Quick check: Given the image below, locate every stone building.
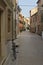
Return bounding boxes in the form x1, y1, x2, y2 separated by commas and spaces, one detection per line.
30, 7, 38, 33
19, 14, 25, 32
16, 5, 21, 37
0, 0, 16, 65
37, 0, 43, 35
13, 0, 21, 39
25, 18, 30, 30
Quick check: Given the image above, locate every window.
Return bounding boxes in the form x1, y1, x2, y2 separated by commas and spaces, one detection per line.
8, 10, 11, 32
41, 5, 43, 7
41, 11, 43, 22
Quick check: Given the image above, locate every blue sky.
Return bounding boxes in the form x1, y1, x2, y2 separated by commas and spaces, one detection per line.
18, 0, 38, 17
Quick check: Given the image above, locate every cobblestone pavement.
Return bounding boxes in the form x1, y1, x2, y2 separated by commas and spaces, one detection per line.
5, 31, 43, 65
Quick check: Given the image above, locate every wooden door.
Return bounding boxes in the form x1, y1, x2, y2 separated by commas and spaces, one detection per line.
0, 12, 1, 56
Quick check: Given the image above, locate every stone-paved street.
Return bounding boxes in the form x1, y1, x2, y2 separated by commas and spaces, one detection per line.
5, 31, 43, 65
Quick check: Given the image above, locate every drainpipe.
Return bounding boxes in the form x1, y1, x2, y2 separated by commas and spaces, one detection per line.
15, 0, 16, 39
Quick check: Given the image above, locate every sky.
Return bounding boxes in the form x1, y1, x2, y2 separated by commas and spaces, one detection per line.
18, 0, 38, 17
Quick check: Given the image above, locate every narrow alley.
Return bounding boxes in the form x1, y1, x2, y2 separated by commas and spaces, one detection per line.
9, 31, 43, 65
0, 0, 43, 65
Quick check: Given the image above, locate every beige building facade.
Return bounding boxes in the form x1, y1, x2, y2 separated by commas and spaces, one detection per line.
0, 0, 16, 65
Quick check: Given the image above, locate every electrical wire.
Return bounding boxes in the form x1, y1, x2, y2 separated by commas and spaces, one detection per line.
18, 5, 37, 7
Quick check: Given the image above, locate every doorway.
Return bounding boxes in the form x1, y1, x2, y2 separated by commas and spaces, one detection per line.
0, 12, 1, 57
